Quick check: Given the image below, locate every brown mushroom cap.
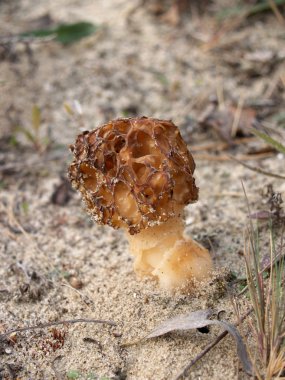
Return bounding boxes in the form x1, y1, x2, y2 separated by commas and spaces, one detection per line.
68, 117, 198, 234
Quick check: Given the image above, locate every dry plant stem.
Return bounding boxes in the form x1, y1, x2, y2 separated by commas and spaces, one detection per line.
231, 96, 245, 138
127, 216, 212, 290
190, 137, 257, 152
244, 227, 285, 379
173, 308, 253, 380
230, 156, 285, 180
195, 152, 274, 161
238, 250, 285, 297
0, 318, 116, 341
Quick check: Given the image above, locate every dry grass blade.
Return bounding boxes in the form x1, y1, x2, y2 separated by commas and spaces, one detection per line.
238, 249, 285, 297
230, 155, 285, 180
190, 137, 257, 153
195, 152, 275, 162
231, 97, 245, 138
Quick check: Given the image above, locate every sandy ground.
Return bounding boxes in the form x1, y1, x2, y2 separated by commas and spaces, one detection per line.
0, 1, 285, 379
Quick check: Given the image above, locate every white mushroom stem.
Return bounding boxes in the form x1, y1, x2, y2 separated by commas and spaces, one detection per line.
126, 217, 212, 291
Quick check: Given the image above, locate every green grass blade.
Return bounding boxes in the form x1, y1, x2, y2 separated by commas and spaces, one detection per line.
15, 126, 37, 145
251, 128, 285, 155
20, 21, 97, 45
248, 0, 285, 16
55, 22, 97, 45
21, 29, 56, 39
217, 0, 285, 20
32, 105, 41, 133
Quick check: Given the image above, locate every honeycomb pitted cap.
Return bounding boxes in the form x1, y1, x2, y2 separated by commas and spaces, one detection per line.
68, 117, 198, 234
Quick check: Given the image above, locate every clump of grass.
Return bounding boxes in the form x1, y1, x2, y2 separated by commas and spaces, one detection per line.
244, 221, 285, 379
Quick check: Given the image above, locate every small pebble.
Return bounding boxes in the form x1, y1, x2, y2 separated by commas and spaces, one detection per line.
5, 347, 12, 354
69, 276, 83, 289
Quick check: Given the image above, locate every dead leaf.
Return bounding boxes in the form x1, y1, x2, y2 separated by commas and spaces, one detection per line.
144, 309, 253, 376
145, 310, 213, 338
199, 102, 258, 144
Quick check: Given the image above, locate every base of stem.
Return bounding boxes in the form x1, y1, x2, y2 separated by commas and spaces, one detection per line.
127, 217, 212, 291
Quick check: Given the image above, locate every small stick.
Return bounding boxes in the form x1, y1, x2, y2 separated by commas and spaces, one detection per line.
173, 331, 228, 380
172, 308, 253, 380
0, 318, 116, 341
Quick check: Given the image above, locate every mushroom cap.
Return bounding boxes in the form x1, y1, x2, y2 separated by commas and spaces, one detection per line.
68, 117, 198, 234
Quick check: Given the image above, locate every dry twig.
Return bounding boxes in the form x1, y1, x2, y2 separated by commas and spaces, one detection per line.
0, 318, 116, 342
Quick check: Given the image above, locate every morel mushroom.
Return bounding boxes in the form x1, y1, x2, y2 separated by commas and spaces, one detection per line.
68, 117, 212, 291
